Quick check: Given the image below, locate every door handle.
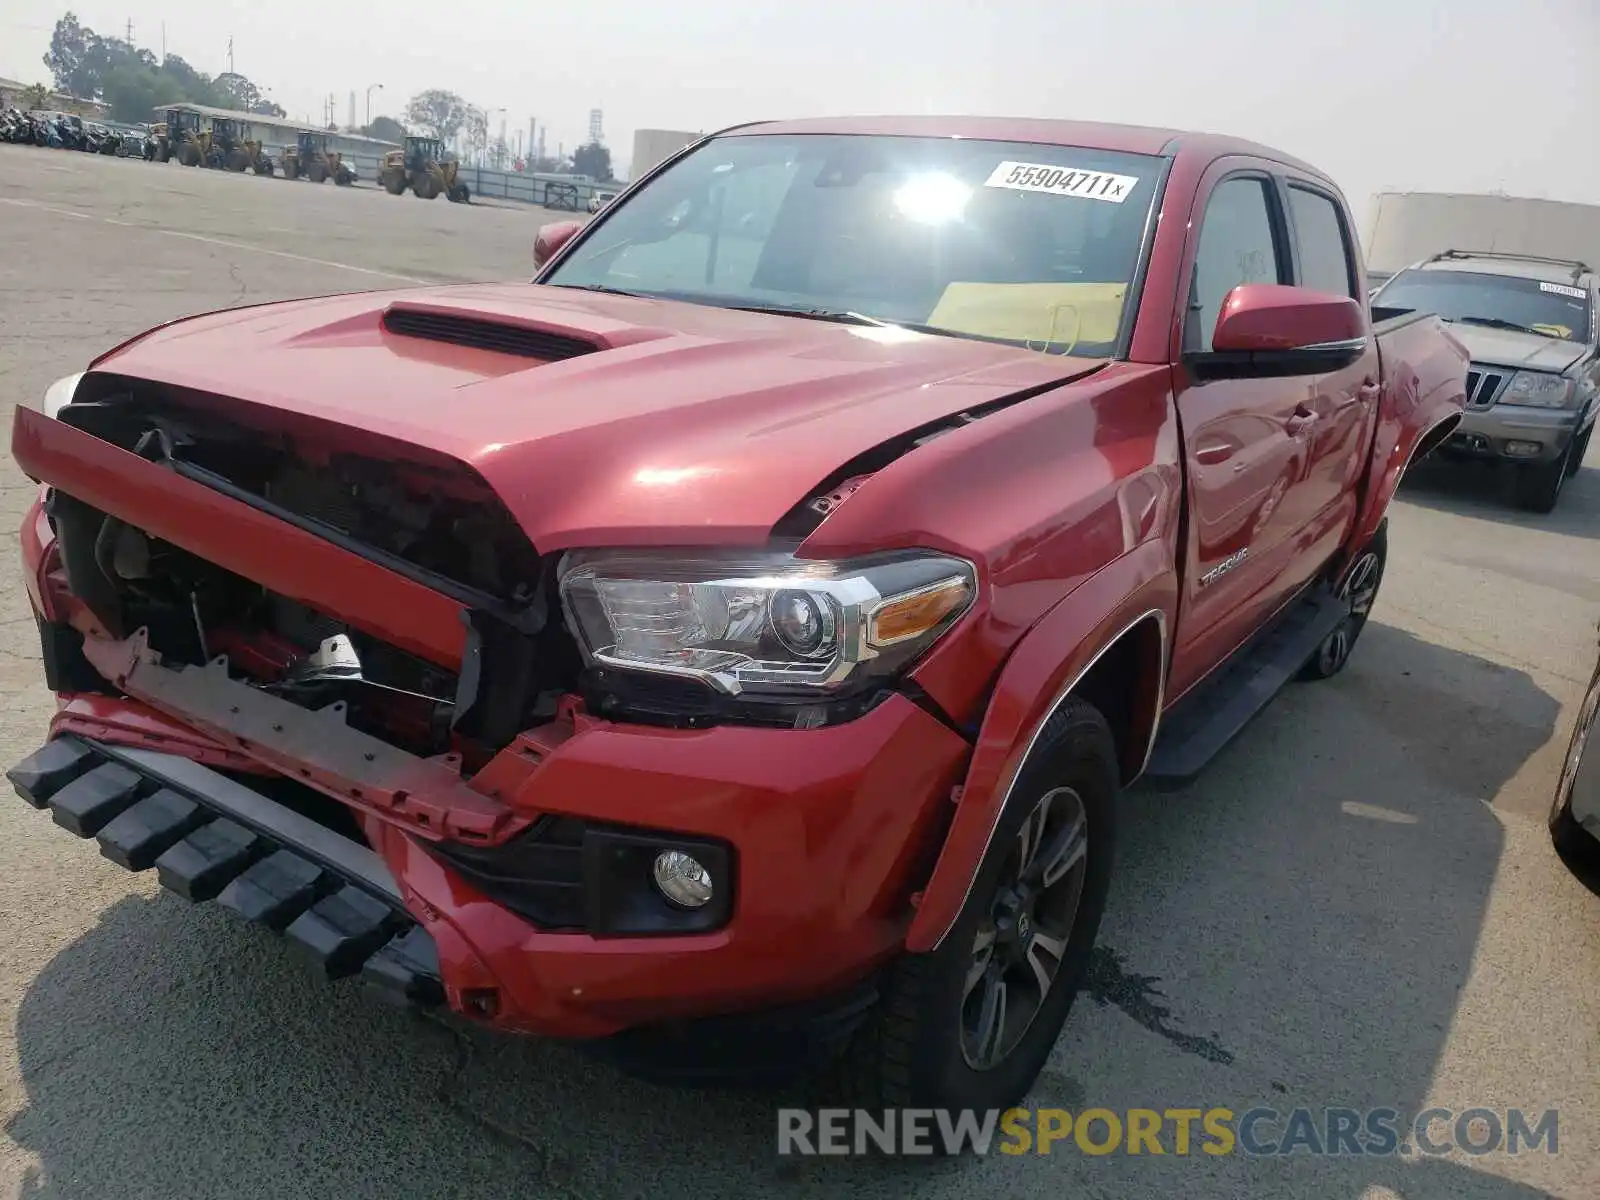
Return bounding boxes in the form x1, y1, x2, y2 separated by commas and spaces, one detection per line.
1195, 443, 1235, 465
1287, 403, 1318, 433
1358, 382, 1381, 403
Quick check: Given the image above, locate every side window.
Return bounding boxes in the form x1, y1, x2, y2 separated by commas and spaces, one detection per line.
1288, 186, 1355, 298
1190, 177, 1284, 351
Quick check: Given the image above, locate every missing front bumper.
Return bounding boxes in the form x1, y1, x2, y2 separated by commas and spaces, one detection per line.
7, 734, 443, 1008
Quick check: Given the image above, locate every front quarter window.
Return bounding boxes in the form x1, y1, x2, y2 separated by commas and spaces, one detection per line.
545, 133, 1164, 357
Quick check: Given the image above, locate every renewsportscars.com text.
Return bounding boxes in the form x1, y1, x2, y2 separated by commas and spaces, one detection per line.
777, 1106, 1560, 1157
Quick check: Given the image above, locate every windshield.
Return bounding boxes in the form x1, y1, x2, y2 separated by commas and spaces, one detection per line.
544, 133, 1164, 356
1377, 268, 1592, 343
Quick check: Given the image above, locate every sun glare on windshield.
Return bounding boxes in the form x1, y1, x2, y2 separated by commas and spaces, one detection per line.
892, 172, 973, 225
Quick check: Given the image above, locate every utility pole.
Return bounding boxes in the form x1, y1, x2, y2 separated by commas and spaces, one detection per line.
125, 18, 133, 43
160, 22, 166, 63
227, 37, 234, 75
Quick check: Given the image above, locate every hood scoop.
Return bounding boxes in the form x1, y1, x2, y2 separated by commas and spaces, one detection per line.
381, 305, 600, 362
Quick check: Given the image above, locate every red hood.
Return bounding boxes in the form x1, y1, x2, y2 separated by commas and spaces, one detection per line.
91, 284, 1104, 548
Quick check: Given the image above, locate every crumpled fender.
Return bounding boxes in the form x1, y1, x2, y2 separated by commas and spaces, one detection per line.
904, 538, 1176, 953
1344, 322, 1467, 560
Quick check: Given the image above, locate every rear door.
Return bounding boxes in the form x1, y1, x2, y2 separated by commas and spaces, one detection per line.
1272, 178, 1380, 593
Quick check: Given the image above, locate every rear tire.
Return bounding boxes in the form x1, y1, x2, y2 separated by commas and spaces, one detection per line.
1300, 520, 1387, 681
383, 171, 407, 195
307, 162, 327, 184
836, 698, 1116, 1115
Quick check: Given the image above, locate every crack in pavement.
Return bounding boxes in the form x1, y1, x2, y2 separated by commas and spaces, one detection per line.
415, 1011, 594, 1200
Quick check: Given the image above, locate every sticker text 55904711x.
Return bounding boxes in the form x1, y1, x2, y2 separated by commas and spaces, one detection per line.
983, 162, 1140, 204
1538, 281, 1586, 300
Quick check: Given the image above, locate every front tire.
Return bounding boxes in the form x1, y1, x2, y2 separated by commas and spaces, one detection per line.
1565, 425, 1592, 479
1300, 520, 1387, 681
1516, 444, 1572, 512
839, 698, 1116, 1113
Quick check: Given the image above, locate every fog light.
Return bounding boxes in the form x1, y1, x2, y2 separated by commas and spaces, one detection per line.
652, 850, 714, 908
1504, 440, 1543, 457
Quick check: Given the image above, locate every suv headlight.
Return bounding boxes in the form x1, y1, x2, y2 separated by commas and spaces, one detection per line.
559, 549, 976, 697
1503, 371, 1576, 409
19, 373, 84, 420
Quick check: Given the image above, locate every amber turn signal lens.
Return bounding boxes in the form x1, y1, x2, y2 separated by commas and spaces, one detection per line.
868, 577, 972, 647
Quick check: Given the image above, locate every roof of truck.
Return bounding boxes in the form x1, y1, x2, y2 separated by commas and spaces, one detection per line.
718, 115, 1326, 177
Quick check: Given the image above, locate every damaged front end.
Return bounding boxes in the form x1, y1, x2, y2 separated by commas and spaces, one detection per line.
27, 373, 583, 778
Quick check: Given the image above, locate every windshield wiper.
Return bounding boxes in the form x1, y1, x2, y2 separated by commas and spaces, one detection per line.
553, 282, 661, 300
1449, 315, 1548, 337
723, 303, 898, 327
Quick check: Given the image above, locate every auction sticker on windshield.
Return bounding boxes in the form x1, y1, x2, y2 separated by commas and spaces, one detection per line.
1539, 282, 1586, 300
984, 162, 1139, 203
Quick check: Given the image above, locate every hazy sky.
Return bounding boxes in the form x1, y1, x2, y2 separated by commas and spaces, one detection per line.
3, 0, 1597, 211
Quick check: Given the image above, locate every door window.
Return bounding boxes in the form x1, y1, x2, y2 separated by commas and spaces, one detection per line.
1288, 186, 1356, 298
1189, 177, 1285, 351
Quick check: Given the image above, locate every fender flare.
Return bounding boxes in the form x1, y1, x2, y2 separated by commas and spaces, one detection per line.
904, 541, 1176, 953
1344, 406, 1461, 565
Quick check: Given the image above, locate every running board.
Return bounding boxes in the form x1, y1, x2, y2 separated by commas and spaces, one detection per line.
1143, 589, 1348, 787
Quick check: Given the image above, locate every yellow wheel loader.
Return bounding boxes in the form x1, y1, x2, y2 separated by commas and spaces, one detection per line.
379, 136, 471, 203
206, 117, 274, 175
282, 131, 355, 185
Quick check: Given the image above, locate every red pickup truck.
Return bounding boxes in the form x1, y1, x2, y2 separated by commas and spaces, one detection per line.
9, 117, 1465, 1111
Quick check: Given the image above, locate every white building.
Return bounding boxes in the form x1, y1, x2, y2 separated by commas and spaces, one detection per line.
630, 129, 700, 181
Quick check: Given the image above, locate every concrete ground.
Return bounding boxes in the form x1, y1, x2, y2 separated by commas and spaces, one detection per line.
1, 144, 1597, 1200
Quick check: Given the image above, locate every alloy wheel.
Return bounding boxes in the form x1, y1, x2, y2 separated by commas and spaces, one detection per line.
1318, 547, 1382, 674
960, 786, 1089, 1070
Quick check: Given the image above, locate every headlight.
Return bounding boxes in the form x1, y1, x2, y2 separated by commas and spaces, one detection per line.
559, 549, 976, 697
1502, 371, 1576, 409
19, 373, 84, 420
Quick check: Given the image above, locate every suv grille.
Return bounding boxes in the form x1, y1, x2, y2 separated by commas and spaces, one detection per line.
1465, 367, 1508, 410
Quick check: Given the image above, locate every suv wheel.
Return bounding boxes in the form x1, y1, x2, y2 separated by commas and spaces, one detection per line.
1565, 425, 1592, 479
1300, 520, 1387, 681
1515, 443, 1572, 512
839, 697, 1116, 1114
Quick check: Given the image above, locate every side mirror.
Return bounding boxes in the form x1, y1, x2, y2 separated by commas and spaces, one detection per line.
1192, 284, 1367, 380
533, 221, 583, 272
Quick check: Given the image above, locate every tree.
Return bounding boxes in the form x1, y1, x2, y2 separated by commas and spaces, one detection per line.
43, 12, 97, 97
363, 115, 406, 143
23, 84, 50, 110
462, 106, 488, 162
571, 142, 612, 182
210, 71, 284, 117
102, 63, 185, 122
405, 89, 466, 144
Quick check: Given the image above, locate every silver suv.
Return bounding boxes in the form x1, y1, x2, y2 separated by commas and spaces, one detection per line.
1372, 250, 1598, 512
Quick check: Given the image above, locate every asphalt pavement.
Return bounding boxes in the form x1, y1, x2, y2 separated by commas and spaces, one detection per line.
0, 144, 1597, 1200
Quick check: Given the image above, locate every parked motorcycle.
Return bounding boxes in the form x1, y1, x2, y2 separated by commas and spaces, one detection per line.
0, 108, 28, 144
